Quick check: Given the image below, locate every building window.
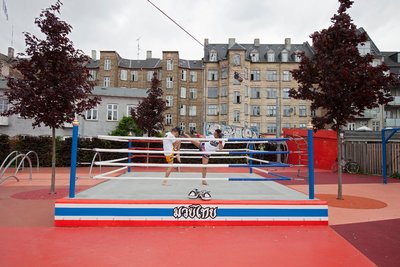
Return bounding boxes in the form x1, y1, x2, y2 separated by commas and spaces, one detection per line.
250, 70, 261, 81
180, 104, 186, 116
209, 50, 217, 61
251, 88, 261, 99
190, 71, 197, 82
244, 103, 248, 116
299, 105, 307, 117
181, 69, 187, 81
267, 105, 276, 117
103, 77, 110, 87
180, 87, 186, 98
126, 105, 135, 116
267, 70, 277, 81
347, 122, 355, 131
294, 51, 302, 62
372, 121, 380, 131
267, 51, 275, 62
208, 87, 218, 98
283, 105, 292, 117
251, 106, 260, 116
266, 88, 277, 99
267, 124, 277, 134
166, 77, 173, 88
282, 123, 291, 129
250, 50, 259, 62
244, 86, 249, 98
299, 123, 307, 129
167, 59, 173, 71
282, 71, 291, 81
234, 91, 241, 104
166, 95, 173, 107
250, 123, 260, 132
120, 70, 128, 81
208, 70, 218, 81
131, 71, 138, 81
208, 105, 218, 115
107, 104, 118, 121
220, 86, 228, 97
88, 70, 96, 81
233, 54, 241, 66
85, 107, 98, 120
165, 114, 172, 125
0, 99, 9, 113
221, 68, 228, 79
282, 88, 290, 99
220, 103, 228, 115
234, 110, 240, 122
147, 71, 153, 81
179, 122, 186, 132
189, 88, 197, 99
189, 123, 196, 132
104, 59, 111, 70
189, 106, 197, 116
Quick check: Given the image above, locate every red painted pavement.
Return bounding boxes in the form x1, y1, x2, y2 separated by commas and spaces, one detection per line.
0, 226, 374, 267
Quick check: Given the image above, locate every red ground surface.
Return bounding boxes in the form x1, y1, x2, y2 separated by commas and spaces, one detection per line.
0, 166, 399, 266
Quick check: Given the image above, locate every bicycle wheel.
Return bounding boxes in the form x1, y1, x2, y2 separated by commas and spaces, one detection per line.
346, 162, 360, 174
331, 162, 338, 173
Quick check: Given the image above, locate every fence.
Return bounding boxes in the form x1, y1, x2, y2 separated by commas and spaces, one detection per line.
344, 142, 400, 176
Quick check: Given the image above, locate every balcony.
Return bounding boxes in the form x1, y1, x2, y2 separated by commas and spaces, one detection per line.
0, 116, 9, 126
355, 110, 378, 119
387, 96, 400, 106
385, 118, 400, 127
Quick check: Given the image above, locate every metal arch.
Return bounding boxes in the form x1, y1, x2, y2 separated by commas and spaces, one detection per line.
23, 151, 40, 171
0, 151, 20, 175
0, 175, 20, 184
14, 154, 33, 180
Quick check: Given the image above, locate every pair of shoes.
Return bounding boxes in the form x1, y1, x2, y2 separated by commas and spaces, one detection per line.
187, 189, 212, 201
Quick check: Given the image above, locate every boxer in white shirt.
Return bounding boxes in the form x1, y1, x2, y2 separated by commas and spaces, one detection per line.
162, 127, 182, 185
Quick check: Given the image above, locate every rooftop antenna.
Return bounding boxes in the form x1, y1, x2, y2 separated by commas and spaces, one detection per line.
136, 36, 142, 59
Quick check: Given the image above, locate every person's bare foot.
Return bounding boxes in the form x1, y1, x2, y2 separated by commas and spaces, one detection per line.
202, 180, 208, 186
176, 153, 181, 163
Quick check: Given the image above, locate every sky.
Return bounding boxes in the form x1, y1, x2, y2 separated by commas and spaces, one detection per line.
1, 0, 399, 60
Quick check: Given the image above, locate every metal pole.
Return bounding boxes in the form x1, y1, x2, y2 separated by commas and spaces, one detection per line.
128, 132, 132, 173
69, 118, 79, 198
307, 122, 315, 199
382, 129, 387, 184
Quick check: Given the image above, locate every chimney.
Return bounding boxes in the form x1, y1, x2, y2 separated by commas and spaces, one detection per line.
146, 50, 152, 59
8, 47, 14, 58
284, 38, 291, 50
254, 38, 260, 47
91, 50, 96, 60
204, 38, 209, 46
228, 38, 236, 48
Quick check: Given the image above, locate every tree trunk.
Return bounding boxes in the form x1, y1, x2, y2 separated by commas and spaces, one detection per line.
50, 127, 56, 194
337, 130, 343, 200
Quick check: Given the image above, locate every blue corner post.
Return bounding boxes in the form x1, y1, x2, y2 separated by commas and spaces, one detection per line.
249, 142, 253, 174
69, 119, 79, 198
381, 129, 387, 184
307, 124, 315, 200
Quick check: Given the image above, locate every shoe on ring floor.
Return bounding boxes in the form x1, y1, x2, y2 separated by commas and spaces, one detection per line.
199, 190, 212, 201
188, 188, 200, 199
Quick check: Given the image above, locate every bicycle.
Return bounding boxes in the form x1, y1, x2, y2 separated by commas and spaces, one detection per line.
331, 158, 360, 174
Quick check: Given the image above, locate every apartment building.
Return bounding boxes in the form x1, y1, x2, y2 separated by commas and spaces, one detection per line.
87, 50, 204, 133
382, 51, 400, 128
203, 38, 314, 136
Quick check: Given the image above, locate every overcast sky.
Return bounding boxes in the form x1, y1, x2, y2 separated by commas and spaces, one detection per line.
1, 0, 399, 60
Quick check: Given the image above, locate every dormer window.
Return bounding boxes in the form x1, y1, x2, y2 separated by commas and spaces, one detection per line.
250, 50, 259, 62
281, 49, 289, 62
209, 49, 218, 61
267, 50, 275, 62
294, 50, 302, 62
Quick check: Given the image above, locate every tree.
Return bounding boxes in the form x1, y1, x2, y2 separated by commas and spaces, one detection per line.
1, 0, 100, 194
289, 0, 399, 199
110, 116, 142, 136
131, 72, 168, 136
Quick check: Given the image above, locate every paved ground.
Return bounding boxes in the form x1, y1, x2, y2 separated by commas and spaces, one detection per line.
0, 166, 399, 266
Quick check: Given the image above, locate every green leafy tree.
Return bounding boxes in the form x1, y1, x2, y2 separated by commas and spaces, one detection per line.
1, 1, 100, 194
289, 0, 399, 199
131, 72, 168, 136
110, 116, 142, 136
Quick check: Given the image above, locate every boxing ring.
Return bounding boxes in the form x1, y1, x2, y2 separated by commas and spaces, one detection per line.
54, 120, 327, 227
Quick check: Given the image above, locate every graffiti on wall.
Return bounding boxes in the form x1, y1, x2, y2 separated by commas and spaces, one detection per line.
204, 123, 258, 139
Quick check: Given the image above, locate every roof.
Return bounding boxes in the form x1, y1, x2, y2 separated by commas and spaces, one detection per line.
358, 27, 382, 56
204, 41, 314, 62
382, 52, 400, 74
